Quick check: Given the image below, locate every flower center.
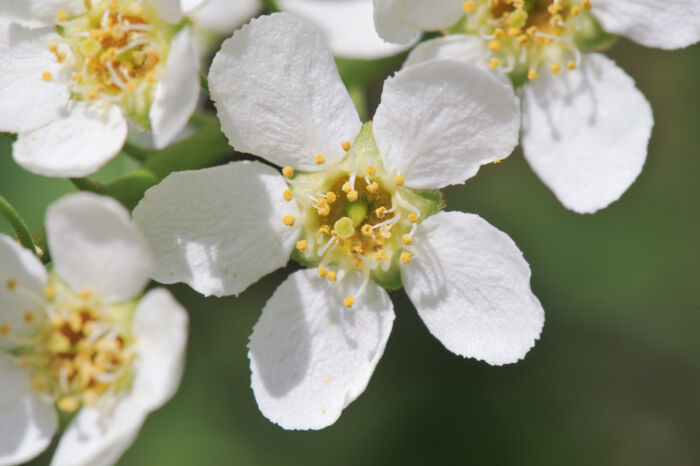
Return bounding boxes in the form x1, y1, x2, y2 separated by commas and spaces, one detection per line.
459, 0, 607, 84
48, 0, 173, 126
280, 123, 442, 306
2, 275, 136, 413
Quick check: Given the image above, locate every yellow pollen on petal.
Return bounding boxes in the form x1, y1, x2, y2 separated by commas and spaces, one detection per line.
326, 192, 337, 203
343, 296, 354, 308
0, 324, 11, 336
282, 215, 295, 226
296, 240, 307, 252
314, 153, 325, 165
283, 190, 293, 201
49, 44, 58, 53
408, 213, 419, 223
549, 62, 562, 74
463, 1, 475, 12
567, 60, 577, 70
42, 72, 53, 81
528, 69, 539, 80
367, 166, 376, 176
489, 58, 501, 69
346, 190, 358, 202
394, 175, 405, 186
23, 311, 35, 323
79, 290, 92, 300
6, 279, 17, 290
55, 51, 67, 63
400, 252, 412, 264
402, 234, 413, 245
342, 141, 351, 151
327, 271, 337, 282
56, 10, 69, 21
318, 267, 327, 278
282, 166, 294, 178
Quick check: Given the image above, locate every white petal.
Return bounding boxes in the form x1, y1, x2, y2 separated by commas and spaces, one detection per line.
129, 288, 188, 411
46, 192, 153, 303
373, 0, 464, 44
521, 53, 653, 214
0, 354, 57, 466
0, 20, 70, 134
133, 161, 300, 297
403, 34, 489, 69
0, 234, 47, 350
249, 268, 395, 430
593, 0, 700, 50
401, 211, 544, 366
179, 0, 208, 14
148, 0, 184, 24
150, 27, 199, 149
51, 394, 147, 466
190, 0, 260, 34
373, 60, 520, 189
278, 0, 413, 59
0, 0, 83, 28
13, 102, 127, 178
209, 13, 361, 171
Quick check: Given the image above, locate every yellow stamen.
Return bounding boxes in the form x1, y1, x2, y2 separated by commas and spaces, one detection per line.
402, 234, 413, 245
343, 296, 354, 308
282, 166, 294, 178
408, 213, 419, 223
366, 182, 379, 194
489, 58, 501, 69
282, 215, 295, 226
361, 224, 372, 236
326, 192, 337, 203
58, 397, 80, 412
463, 1, 475, 12
0, 324, 11, 336
341, 182, 352, 193
528, 69, 539, 80
42, 72, 53, 81
341, 141, 351, 151
6, 279, 17, 290
367, 166, 376, 176
394, 175, 405, 186
489, 40, 501, 51
327, 271, 337, 282
23, 311, 35, 323
347, 190, 358, 202
549, 62, 562, 74
296, 240, 307, 252
375, 206, 387, 218
56, 10, 69, 21
400, 252, 412, 264
44, 286, 56, 300
283, 190, 293, 201
567, 60, 577, 70
314, 153, 325, 165
318, 267, 327, 278
319, 225, 331, 235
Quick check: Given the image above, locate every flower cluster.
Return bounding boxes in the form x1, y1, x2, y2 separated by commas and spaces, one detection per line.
0, 0, 695, 462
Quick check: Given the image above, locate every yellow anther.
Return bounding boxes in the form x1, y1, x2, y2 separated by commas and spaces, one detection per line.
327, 271, 337, 282
343, 296, 354, 308
493, 159, 502, 165
317, 198, 328, 209
318, 206, 330, 216
342, 141, 351, 151
493, 28, 505, 38
567, 60, 577, 70
374, 250, 389, 261
488, 40, 501, 52
130, 3, 143, 14
394, 175, 405, 186
23, 311, 35, 323
5, 279, 17, 290
489, 58, 501, 69
549, 63, 562, 74
400, 252, 412, 264
341, 182, 352, 193
367, 166, 377, 176
0, 324, 11, 336
570, 5, 582, 15
528, 69, 539, 80
402, 234, 413, 245
282, 166, 294, 178
408, 213, 419, 223
283, 190, 293, 201
31, 373, 48, 392
507, 27, 520, 36
296, 240, 307, 252
282, 215, 295, 226
547, 4, 561, 15
42, 72, 53, 81
48, 44, 58, 53
347, 190, 358, 202
318, 267, 328, 278
127, 80, 139, 91
526, 26, 537, 37
314, 153, 325, 165
56, 10, 69, 21
582, 0, 592, 11
366, 182, 379, 194
375, 206, 387, 219
146, 72, 157, 84
44, 286, 56, 300
361, 224, 372, 236
352, 244, 363, 254
58, 397, 80, 412
79, 290, 92, 300
326, 192, 337, 203
55, 51, 67, 63
463, 1, 475, 12
87, 88, 101, 100
517, 34, 529, 45
549, 14, 563, 26
319, 225, 331, 235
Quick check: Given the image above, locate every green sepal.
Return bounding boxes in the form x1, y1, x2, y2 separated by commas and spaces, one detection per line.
574, 13, 618, 53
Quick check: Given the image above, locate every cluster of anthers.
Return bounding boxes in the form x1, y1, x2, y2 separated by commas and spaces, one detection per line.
461, 0, 593, 80
1, 277, 134, 413
45, 0, 169, 117
280, 141, 425, 308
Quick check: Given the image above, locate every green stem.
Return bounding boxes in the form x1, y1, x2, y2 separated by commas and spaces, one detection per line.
70, 177, 105, 194
0, 195, 36, 253
123, 142, 149, 162
199, 71, 209, 96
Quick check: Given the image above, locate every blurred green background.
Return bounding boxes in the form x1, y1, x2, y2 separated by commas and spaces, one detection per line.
3, 31, 699, 466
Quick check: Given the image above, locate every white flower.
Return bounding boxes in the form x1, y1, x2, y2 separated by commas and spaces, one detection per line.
133, 13, 544, 430
0, 192, 188, 466
278, 0, 414, 59
375, 0, 700, 213
0, 0, 205, 178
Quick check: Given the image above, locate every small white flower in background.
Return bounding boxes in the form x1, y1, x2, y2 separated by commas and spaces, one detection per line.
375, 0, 699, 214
0, 0, 205, 178
133, 13, 544, 430
278, 0, 414, 59
0, 192, 188, 466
